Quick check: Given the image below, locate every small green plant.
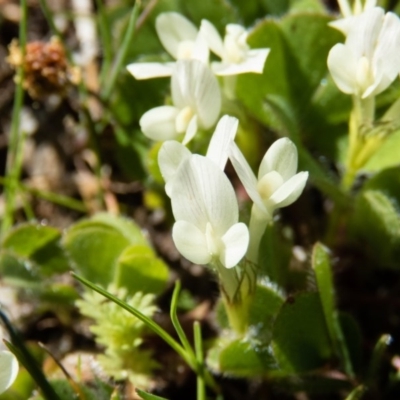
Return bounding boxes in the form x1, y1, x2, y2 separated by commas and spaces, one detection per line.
76, 286, 158, 387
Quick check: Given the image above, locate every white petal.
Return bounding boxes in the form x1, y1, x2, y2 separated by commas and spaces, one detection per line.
228, 141, 267, 214
182, 114, 198, 145
140, 106, 180, 141
156, 13, 198, 59
191, 62, 221, 129
213, 49, 270, 76
268, 171, 308, 209
368, 12, 400, 94
346, 7, 383, 59
258, 138, 298, 181
199, 19, 224, 58
170, 155, 238, 235
220, 222, 249, 268
192, 34, 210, 64
171, 60, 221, 130
328, 17, 355, 35
158, 141, 191, 196
126, 62, 175, 80
337, 0, 352, 18
0, 351, 18, 394
206, 115, 238, 170
327, 43, 358, 95
172, 221, 211, 265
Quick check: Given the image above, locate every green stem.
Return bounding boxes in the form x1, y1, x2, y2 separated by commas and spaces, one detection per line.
170, 281, 197, 360
0, 176, 87, 212
247, 204, 270, 265
194, 321, 205, 400
342, 95, 375, 191
2, 0, 28, 234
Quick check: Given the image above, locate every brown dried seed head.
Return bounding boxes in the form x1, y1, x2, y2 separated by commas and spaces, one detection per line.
7, 37, 80, 99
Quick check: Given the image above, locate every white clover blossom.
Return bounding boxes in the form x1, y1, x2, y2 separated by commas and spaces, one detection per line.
229, 137, 308, 219
169, 154, 249, 269
127, 12, 208, 80
199, 20, 270, 76
140, 60, 221, 144
158, 115, 238, 196
328, 7, 400, 99
229, 137, 308, 264
0, 329, 19, 395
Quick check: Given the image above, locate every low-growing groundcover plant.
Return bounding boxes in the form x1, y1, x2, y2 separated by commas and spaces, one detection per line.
2, 0, 400, 399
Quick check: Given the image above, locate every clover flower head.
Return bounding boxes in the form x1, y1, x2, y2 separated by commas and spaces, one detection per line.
229, 137, 308, 219
169, 155, 249, 269
328, 7, 400, 99
199, 20, 270, 76
127, 12, 208, 80
139, 59, 221, 144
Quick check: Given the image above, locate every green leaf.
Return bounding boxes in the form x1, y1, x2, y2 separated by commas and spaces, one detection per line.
258, 221, 292, 285
1, 223, 69, 276
90, 212, 147, 245
364, 131, 400, 172
63, 214, 147, 287
115, 245, 169, 295
136, 389, 169, 400
0, 253, 41, 286
2, 223, 60, 256
312, 243, 354, 377
219, 338, 277, 376
248, 281, 285, 341
272, 292, 333, 372
312, 243, 336, 343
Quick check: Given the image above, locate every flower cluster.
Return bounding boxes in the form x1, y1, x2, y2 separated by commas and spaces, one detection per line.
127, 12, 270, 144
127, 12, 269, 80
127, 12, 308, 332
328, 5, 400, 99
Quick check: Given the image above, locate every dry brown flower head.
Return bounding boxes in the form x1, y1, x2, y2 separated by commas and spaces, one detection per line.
7, 37, 80, 99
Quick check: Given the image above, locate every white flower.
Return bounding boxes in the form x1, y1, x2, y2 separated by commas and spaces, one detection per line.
229, 137, 308, 219
0, 329, 18, 395
127, 12, 208, 80
328, 7, 400, 99
140, 60, 221, 144
170, 155, 249, 269
158, 115, 238, 196
199, 20, 270, 76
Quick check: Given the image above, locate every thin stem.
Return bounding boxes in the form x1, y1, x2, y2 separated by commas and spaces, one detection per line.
0, 176, 87, 213
170, 281, 197, 360
194, 322, 206, 400
2, 0, 28, 234
101, 1, 140, 101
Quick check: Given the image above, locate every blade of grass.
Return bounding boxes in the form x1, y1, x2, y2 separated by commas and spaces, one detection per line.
2, 0, 28, 234
95, 0, 113, 83
101, 1, 140, 101
170, 281, 196, 359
